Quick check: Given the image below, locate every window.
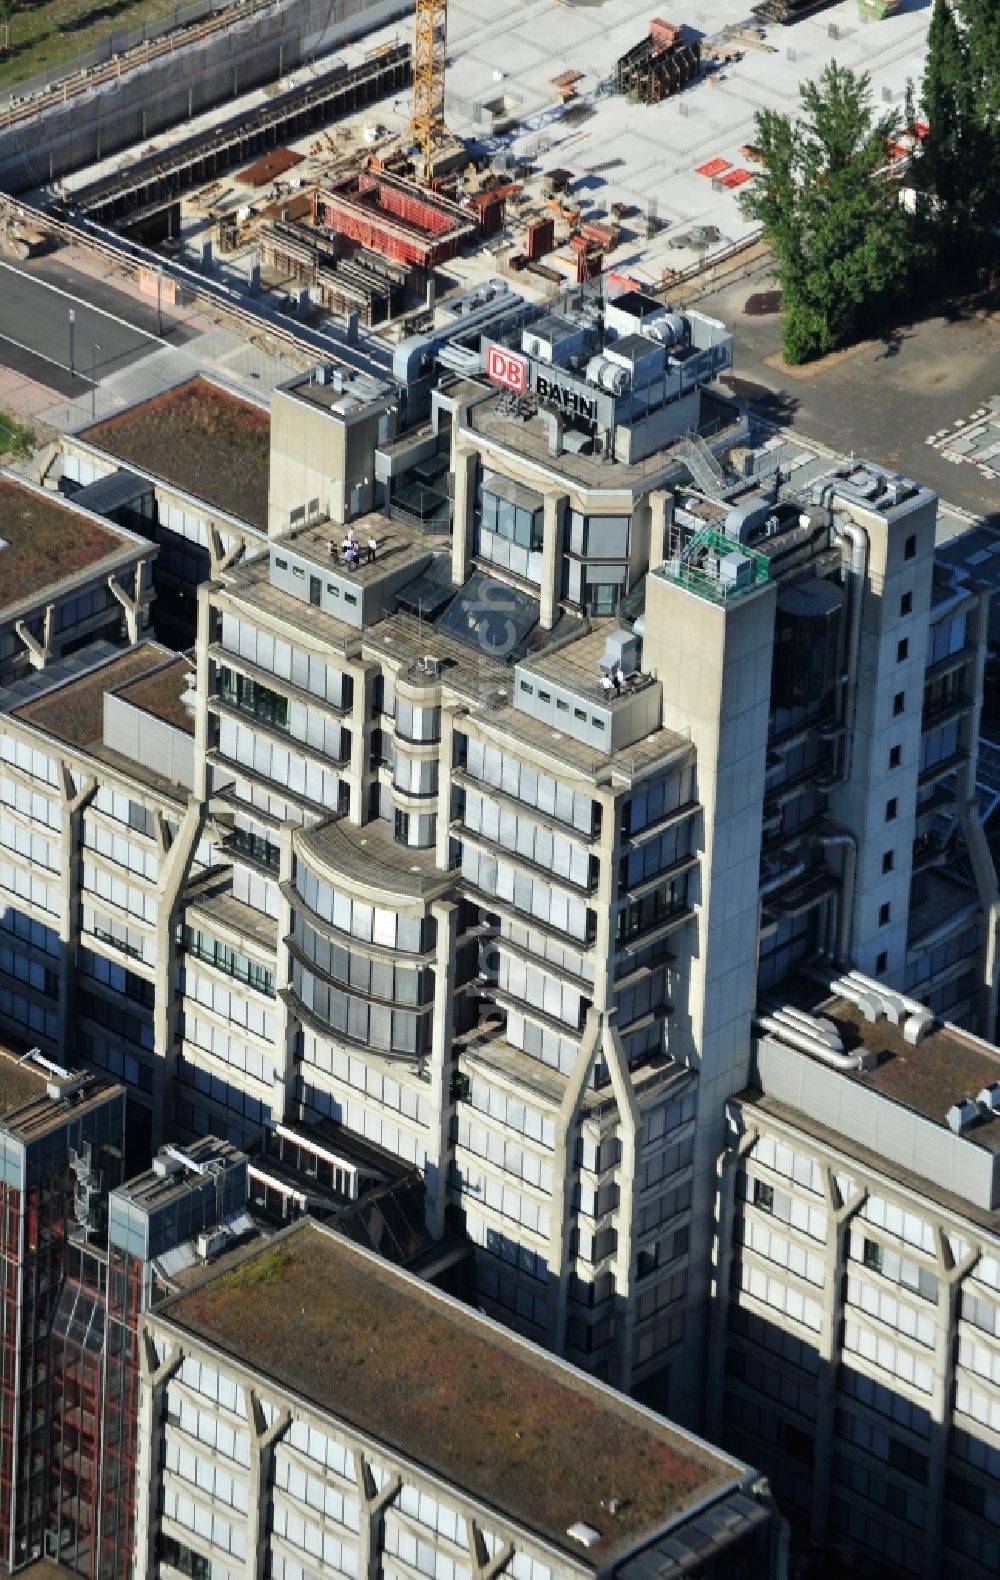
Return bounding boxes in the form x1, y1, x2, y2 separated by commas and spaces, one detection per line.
897, 638, 909, 662
863, 1237, 885, 1274
893, 691, 905, 717
889, 745, 901, 770
876, 951, 888, 974
292, 565, 305, 579
882, 850, 894, 875
879, 902, 891, 927
900, 591, 913, 616
904, 534, 917, 561
520, 680, 532, 694
344, 592, 357, 606
539, 690, 551, 704
886, 798, 898, 822
276, 557, 288, 570
637, 1244, 660, 1279
753, 1178, 775, 1214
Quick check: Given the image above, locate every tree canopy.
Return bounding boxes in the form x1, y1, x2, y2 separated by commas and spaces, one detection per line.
744, 62, 909, 364
920, 0, 1000, 255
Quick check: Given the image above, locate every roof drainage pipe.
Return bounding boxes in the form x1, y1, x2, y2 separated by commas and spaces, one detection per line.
759, 859, 808, 898
817, 830, 858, 965
755, 1014, 866, 1071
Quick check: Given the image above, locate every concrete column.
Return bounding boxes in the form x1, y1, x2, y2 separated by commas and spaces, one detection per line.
539, 491, 567, 631
108, 560, 148, 643
923, 1227, 980, 1580
349, 663, 376, 827
193, 588, 214, 804
134, 1330, 183, 1580
602, 1013, 641, 1394
354, 1454, 401, 1580
435, 706, 458, 870
272, 824, 299, 1125
56, 764, 94, 1065
15, 603, 53, 669
152, 796, 204, 1149
425, 900, 458, 1237
545, 1011, 600, 1357
451, 445, 478, 587
469, 1521, 513, 1580
705, 1124, 758, 1440
245, 1390, 291, 1580
810, 1168, 867, 1544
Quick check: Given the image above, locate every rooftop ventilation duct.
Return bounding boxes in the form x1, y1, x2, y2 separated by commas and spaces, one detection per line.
976, 1083, 1000, 1116
946, 1099, 978, 1134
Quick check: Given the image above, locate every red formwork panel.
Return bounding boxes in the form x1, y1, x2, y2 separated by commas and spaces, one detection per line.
696, 157, 731, 178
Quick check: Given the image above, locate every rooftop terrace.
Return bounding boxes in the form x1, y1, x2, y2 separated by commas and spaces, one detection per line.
826, 997, 1000, 1154
82, 377, 270, 531
166, 1222, 735, 1561
0, 475, 136, 616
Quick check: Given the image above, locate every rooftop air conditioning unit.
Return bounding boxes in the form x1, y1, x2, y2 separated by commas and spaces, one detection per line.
197, 1230, 227, 1261
423, 655, 442, 676
977, 1083, 1000, 1116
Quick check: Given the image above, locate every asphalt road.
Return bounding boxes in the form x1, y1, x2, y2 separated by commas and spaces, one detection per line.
693, 266, 1000, 526
0, 255, 191, 399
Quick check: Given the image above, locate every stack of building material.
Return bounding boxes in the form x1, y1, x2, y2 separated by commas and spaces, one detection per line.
615, 20, 701, 104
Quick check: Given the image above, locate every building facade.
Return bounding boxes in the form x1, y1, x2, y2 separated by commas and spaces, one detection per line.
138, 1219, 786, 1580
712, 971, 1000, 1579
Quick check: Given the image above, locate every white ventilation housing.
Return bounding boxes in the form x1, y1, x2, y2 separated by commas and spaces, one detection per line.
946, 1099, 978, 1134
566, 1523, 602, 1549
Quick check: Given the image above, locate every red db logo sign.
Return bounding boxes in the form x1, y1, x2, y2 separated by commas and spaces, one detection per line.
487, 344, 527, 393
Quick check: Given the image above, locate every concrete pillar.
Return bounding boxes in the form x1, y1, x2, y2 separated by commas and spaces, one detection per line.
107, 559, 148, 643
348, 664, 375, 827
469, 1521, 513, 1580
134, 1331, 183, 1580
273, 825, 299, 1125
923, 1227, 980, 1580
451, 445, 478, 587
810, 1169, 867, 1544
152, 796, 204, 1149
56, 764, 94, 1066
601, 1014, 641, 1393
425, 900, 458, 1237
245, 1390, 290, 1580
545, 1011, 600, 1357
15, 602, 53, 670
354, 1455, 401, 1580
539, 491, 567, 631
643, 564, 777, 1425
705, 1124, 758, 1440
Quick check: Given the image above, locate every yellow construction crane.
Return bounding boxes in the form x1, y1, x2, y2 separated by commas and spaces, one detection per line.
411, 0, 448, 176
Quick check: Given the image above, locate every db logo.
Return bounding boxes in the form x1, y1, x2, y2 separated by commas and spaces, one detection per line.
486, 344, 527, 393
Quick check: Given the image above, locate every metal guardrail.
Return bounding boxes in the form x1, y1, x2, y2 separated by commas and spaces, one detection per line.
0, 189, 393, 374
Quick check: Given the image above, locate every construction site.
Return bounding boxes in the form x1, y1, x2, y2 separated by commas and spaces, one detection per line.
0, 0, 939, 351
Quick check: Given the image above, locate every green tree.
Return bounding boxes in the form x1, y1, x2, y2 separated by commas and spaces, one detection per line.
0, 1, 12, 55
744, 62, 909, 364
921, 0, 972, 218
961, 0, 1000, 226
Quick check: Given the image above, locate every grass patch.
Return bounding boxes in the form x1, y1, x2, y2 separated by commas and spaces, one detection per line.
222, 1247, 295, 1290
0, 409, 33, 460
0, 0, 180, 95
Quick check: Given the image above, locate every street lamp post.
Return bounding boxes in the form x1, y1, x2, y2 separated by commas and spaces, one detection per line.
91, 342, 101, 419
68, 308, 75, 379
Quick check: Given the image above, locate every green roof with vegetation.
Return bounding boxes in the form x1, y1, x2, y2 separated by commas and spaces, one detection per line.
84, 377, 270, 530
167, 1223, 733, 1562
14, 644, 166, 747
0, 476, 131, 613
